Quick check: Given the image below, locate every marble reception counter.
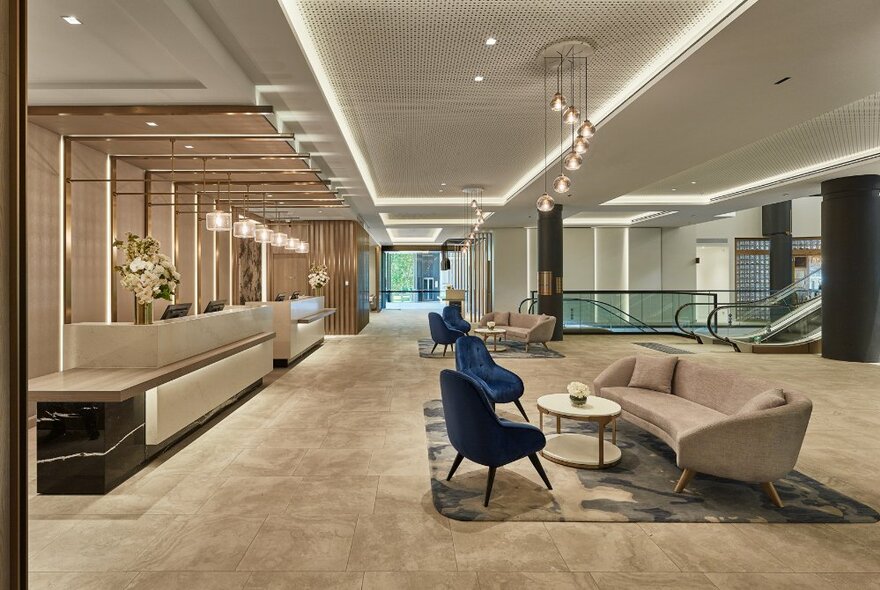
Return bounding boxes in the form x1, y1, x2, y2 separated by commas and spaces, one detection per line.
249, 296, 336, 366
28, 306, 275, 494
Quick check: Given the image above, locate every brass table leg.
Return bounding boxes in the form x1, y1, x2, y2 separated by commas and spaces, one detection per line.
556, 415, 561, 434
598, 419, 606, 467
612, 417, 617, 445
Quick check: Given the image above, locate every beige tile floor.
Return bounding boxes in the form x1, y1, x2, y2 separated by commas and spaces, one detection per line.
27, 310, 880, 589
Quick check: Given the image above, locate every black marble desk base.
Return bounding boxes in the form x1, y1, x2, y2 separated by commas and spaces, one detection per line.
37, 395, 146, 495
36, 379, 263, 495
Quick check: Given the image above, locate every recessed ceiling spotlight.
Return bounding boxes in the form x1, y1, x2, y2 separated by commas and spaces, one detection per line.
145, 121, 158, 127
441, 182, 447, 186
61, 15, 82, 25
184, 145, 194, 149
690, 181, 697, 184
671, 188, 677, 192
474, 75, 484, 82
485, 37, 497, 46
439, 190, 444, 193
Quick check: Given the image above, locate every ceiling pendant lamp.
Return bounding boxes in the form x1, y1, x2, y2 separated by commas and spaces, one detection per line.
206, 208, 232, 231
285, 236, 301, 250
563, 151, 583, 171
536, 192, 555, 212
549, 92, 566, 112
562, 105, 580, 125
233, 217, 255, 239
271, 230, 288, 248
553, 174, 571, 193
296, 241, 310, 254
254, 225, 274, 244
577, 119, 595, 139
573, 136, 590, 154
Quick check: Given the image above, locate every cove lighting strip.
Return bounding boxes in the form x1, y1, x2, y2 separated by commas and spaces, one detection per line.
605, 146, 880, 208
387, 228, 443, 244
563, 210, 676, 226
279, 0, 753, 207
379, 212, 494, 226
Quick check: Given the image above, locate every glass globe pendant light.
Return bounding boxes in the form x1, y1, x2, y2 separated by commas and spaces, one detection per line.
549, 92, 566, 112
536, 192, 555, 212
573, 136, 590, 154
577, 119, 595, 139
562, 105, 580, 125
563, 151, 583, 171
553, 174, 571, 193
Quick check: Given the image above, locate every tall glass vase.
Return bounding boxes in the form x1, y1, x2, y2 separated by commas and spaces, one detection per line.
135, 301, 153, 325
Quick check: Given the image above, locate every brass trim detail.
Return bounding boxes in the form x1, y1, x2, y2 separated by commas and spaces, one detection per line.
538, 271, 553, 296
555, 276, 563, 295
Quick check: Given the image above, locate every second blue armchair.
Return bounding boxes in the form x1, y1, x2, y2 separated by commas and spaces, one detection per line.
442, 305, 471, 334
428, 312, 465, 357
455, 335, 529, 421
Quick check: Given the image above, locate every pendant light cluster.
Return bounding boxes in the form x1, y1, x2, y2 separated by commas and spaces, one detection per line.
208, 186, 310, 254
460, 187, 485, 253
537, 42, 596, 212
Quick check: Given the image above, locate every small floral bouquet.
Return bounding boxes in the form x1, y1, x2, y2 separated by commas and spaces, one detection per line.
114, 233, 180, 307
567, 381, 590, 407
308, 263, 329, 291
487, 321, 496, 330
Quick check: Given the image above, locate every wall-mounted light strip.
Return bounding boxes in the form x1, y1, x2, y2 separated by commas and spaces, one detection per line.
105, 155, 113, 323
58, 136, 66, 369
379, 212, 494, 226
563, 210, 676, 226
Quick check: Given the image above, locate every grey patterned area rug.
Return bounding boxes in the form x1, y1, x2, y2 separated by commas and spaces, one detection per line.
634, 342, 695, 355
418, 338, 564, 359
423, 400, 879, 523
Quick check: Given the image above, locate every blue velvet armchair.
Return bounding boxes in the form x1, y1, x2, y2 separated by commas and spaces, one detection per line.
442, 305, 471, 334
455, 335, 529, 422
428, 312, 465, 357
440, 369, 552, 506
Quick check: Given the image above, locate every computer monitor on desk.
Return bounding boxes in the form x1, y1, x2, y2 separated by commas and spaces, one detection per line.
160, 303, 191, 320
203, 300, 226, 314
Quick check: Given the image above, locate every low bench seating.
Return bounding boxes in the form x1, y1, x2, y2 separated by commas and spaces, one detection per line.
478, 311, 556, 352
593, 355, 812, 507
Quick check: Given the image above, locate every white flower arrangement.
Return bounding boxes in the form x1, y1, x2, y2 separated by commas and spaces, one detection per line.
308, 263, 329, 290
567, 381, 590, 406
114, 233, 180, 305
487, 321, 496, 330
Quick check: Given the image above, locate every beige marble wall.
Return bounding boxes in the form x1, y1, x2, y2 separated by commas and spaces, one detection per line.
175, 191, 198, 312
148, 180, 174, 319
114, 160, 146, 323
26, 123, 61, 378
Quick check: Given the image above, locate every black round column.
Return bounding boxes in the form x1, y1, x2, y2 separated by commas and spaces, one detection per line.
821, 175, 880, 362
538, 204, 563, 341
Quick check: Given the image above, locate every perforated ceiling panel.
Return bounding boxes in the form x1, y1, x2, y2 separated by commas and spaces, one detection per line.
290, 0, 734, 200
627, 92, 880, 200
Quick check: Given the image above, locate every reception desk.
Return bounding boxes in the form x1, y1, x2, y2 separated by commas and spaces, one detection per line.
250, 297, 336, 366
28, 306, 274, 494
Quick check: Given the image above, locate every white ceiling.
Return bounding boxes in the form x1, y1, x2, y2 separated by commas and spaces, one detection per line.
26, 0, 880, 244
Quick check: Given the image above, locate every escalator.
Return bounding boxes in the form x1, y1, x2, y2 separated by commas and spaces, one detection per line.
518, 296, 665, 334
685, 268, 823, 353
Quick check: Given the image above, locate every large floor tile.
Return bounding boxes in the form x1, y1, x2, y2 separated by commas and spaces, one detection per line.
590, 572, 716, 589
545, 523, 679, 572
125, 571, 251, 590
451, 521, 567, 572
362, 571, 479, 589
374, 475, 432, 512
135, 514, 265, 571
198, 476, 299, 515
219, 447, 307, 477
706, 572, 829, 589
287, 476, 378, 515
28, 572, 138, 590
236, 515, 357, 571
476, 572, 597, 589
29, 515, 173, 572
639, 523, 790, 573
243, 572, 364, 589
294, 449, 373, 476
347, 513, 456, 571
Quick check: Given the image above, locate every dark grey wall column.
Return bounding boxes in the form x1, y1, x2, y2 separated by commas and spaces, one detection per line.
537, 204, 563, 341
762, 201, 793, 292
821, 175, 880, 362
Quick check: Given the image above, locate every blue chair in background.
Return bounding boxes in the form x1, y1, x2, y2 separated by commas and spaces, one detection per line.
440, 369, 552, 506
428, 312, 465, 357
455, 335, 529, 422
442, 305, 471, 334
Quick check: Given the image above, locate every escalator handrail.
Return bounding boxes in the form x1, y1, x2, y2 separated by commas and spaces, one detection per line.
562, 296, 661, 334
706, 301, 804, 351
674, 300, 720, 339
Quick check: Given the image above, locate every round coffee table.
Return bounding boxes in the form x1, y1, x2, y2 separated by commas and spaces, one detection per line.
536, 394, 622, 469
474, 327, 507, 352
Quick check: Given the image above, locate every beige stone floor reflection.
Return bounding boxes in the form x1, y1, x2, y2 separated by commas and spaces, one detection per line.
27, 310, 880, 589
